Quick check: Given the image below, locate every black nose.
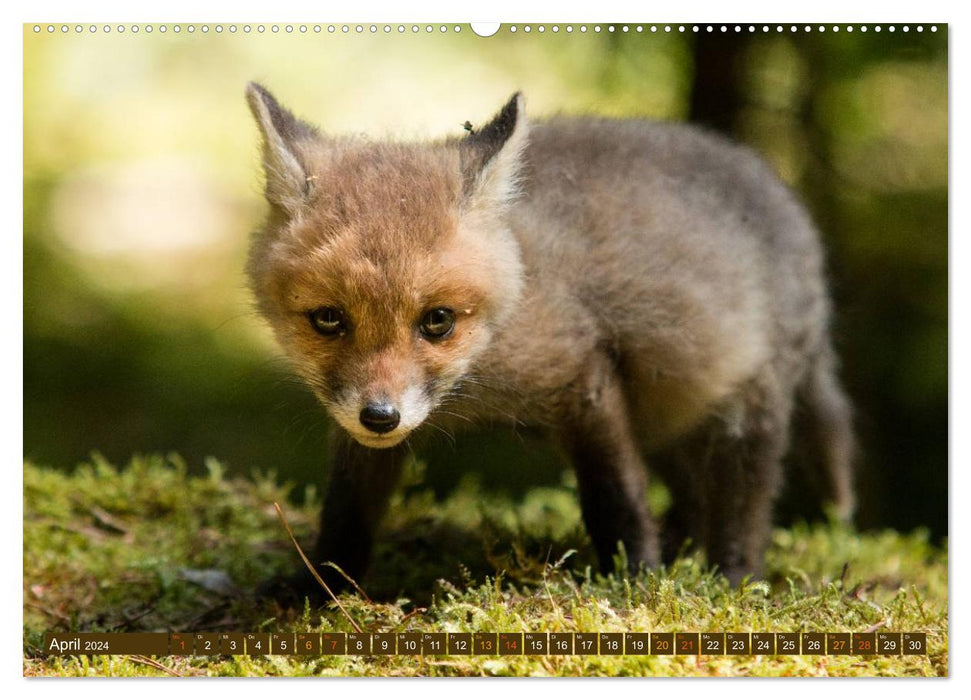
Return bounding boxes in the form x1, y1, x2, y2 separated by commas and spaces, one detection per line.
359, 402, 400, 434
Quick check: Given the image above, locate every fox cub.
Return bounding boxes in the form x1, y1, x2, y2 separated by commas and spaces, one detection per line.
245, 83, 855, 598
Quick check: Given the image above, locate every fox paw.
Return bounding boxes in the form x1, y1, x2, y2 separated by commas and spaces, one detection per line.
255, 569, 333, 608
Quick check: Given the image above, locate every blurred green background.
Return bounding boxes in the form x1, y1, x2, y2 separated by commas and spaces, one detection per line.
23, 24, 947, 537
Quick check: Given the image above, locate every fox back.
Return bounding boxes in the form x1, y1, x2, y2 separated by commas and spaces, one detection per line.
246, 85, 854, 597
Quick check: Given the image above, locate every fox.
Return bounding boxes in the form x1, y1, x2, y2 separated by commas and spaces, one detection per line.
244, 82, 855, 602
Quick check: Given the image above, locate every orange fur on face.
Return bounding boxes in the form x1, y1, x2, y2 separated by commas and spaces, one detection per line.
248, 143, 521, 446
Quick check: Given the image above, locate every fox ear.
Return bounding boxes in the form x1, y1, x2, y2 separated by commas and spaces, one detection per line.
246, 82, 318, 215
460, 92, 528, 211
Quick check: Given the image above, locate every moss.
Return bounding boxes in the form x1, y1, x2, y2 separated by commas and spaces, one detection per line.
23, 455, 947, 677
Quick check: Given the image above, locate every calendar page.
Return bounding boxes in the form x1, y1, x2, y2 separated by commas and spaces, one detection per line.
22, 16, 948, 679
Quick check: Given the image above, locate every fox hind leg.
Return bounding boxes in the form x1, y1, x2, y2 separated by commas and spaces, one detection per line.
654, 379, 792, 586
648, 449, 704, 565
701, 420, 788, 586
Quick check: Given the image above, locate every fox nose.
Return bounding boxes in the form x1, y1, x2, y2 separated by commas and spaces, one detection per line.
359, 402, 401, 434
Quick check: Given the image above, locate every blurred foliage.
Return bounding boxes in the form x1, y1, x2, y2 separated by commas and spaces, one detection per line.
23, 25, 947, 536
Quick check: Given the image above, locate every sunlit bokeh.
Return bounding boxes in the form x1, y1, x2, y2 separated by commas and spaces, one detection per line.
23, 25, 947, 536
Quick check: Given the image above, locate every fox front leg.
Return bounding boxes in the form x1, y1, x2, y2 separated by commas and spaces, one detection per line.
260, 430, 406, 606
560, 357, 661, 575
310, 431, 407, 589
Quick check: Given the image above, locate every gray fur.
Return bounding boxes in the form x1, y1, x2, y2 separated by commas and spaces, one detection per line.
455, 116, 855, 583
247, 87, 855, 597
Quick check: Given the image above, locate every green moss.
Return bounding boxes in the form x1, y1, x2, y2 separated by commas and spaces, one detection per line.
23, 455, 947, 677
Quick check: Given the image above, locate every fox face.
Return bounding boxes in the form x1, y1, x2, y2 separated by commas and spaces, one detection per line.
246, 85, 525, 447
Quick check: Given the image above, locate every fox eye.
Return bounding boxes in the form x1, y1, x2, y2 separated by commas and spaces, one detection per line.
309, 307, 346, 336
420, 308, 455, 339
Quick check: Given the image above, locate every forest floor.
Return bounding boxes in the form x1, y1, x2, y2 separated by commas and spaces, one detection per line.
23, 454, 948, 677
